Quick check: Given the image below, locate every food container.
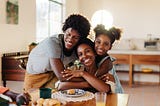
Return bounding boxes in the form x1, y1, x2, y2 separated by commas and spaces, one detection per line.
142, 68, 153, 73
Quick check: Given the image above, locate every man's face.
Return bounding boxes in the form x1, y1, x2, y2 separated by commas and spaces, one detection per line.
64, 28, 80, 50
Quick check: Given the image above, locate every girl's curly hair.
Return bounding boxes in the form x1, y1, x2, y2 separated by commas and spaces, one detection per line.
62, 14, 91, 38
94, 24, 122, 44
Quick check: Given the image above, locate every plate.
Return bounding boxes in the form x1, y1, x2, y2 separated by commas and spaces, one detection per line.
60, 89, 86, 97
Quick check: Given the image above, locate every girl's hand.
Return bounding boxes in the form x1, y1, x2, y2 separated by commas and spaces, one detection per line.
62, 69, 84, 80
99, 73, 115, 83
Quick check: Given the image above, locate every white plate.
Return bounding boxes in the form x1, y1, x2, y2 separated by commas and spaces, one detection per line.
60, 89, 86, 97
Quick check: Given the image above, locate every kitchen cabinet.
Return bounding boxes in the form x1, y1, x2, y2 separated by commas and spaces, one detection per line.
109, 50, 160, 87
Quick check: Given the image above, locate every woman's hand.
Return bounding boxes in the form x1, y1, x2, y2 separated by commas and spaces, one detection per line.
99, 73, 115, 83
62, 69, 84, 80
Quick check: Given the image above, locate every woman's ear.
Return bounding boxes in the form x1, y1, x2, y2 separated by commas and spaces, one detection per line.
109, 45, 112, 50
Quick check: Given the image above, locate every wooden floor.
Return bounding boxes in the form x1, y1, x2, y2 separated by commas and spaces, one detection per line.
5, 81, 160, 106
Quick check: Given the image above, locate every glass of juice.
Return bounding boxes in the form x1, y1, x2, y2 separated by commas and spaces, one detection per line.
95, 92, 107, 106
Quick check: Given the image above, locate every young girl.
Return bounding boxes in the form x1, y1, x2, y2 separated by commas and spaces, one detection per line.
94, 24, 124, 93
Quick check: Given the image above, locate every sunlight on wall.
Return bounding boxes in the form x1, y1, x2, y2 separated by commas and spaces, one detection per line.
91, 10, 113, 29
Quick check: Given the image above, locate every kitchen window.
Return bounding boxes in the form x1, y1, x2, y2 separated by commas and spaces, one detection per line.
36, 0, 65, 42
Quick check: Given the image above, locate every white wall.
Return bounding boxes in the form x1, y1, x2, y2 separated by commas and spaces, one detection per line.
78, 0, 160, 39
65, 0, 79, 17
0, 0, 36, 85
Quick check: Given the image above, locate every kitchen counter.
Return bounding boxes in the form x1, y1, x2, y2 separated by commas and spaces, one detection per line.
109, 49, 160, 55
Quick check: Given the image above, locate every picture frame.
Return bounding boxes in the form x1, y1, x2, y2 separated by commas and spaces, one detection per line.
6, 0, 18, 24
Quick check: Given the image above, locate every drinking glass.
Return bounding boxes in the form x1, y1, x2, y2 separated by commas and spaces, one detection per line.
95, 92, 107, 106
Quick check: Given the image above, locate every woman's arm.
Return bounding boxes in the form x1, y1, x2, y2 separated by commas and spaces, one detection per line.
62, 70, 111, 92
58, 81, 91, 90
81, 71, 111, 92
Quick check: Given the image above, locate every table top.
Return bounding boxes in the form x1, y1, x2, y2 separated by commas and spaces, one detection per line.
64, 93, 129, 106
106, 93, 129, 106
11, 89, 129, 106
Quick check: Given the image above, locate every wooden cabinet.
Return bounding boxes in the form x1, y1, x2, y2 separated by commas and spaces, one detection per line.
2, 52, 28, 87
110, 53, 160, 87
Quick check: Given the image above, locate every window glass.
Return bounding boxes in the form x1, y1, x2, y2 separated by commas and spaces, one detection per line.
36, 0, 64, 42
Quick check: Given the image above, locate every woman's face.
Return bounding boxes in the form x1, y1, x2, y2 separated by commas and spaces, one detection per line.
64, 28, 80, 50
77, 44, 96, 67
95, 34, 111, 56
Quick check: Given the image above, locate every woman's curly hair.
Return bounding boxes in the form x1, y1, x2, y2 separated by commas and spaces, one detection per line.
62, 14, 91, 38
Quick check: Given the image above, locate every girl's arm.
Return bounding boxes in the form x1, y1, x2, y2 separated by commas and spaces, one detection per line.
95, 58, 113, 77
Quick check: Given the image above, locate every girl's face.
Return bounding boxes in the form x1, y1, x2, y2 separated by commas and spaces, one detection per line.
95, 34, 111, 56
64, 28, 80, 50
77, 44, 96, 67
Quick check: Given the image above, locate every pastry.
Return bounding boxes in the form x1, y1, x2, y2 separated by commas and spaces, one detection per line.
36, 98, 60, 106
67, 89, 76, 95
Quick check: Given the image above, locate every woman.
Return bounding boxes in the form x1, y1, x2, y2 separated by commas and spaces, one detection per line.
24, 14, 91, 91
58, 38, 112, 93
94, 24, 124, 93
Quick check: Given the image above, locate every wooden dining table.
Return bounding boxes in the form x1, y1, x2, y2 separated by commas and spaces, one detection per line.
10, 89, 129, 106
65, 93, 129, 106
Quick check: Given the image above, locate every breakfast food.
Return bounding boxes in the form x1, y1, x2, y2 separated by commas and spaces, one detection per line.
67, 89, 76, 95
37, 98, 45, 106
36, 98, 60, 106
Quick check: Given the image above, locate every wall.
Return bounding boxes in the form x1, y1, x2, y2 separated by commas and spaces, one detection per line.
0, 0, 36, 85
65, 0, 79, 17
78, 0, 160, 39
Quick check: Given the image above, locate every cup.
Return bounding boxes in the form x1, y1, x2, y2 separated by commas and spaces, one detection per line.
40, 88, 52, 99
95, 92, 107, 106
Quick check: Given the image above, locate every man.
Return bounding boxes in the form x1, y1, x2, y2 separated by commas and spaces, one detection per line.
24, 14, 91, 91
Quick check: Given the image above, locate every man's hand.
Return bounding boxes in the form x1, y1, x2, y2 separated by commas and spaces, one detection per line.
62, 69, 84, 80
16, 92, 31, 105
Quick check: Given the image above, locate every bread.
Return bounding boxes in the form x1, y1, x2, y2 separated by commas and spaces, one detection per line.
37, 98, 45, 106
67, 89, 76, 95
36, 98, 60, 106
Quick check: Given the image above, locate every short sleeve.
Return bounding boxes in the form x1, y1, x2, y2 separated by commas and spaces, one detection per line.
46, 37, 62, 58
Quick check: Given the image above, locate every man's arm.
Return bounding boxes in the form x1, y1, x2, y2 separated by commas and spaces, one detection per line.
50, 58, 85, 82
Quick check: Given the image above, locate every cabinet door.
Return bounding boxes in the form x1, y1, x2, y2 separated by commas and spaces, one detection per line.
132, 55, 160, 65
110, 54, 130, 64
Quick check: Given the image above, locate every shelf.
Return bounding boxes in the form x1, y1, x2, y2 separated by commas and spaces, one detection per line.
117, 70, 159, 75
